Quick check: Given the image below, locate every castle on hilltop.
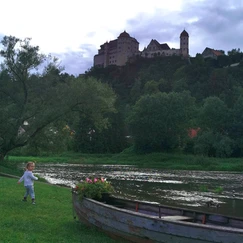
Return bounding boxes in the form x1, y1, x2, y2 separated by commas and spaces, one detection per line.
94, 30, 189, 68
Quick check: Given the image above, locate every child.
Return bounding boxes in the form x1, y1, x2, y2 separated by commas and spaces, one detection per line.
18, 161, 38, 204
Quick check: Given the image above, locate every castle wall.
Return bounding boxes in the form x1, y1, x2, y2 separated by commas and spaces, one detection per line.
93, 30, 188, 68
94, 54, 105, 67
141, 49, 181, 58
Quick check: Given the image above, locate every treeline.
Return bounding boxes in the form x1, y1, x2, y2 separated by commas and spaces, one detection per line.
1, 35, 243, 159
85, 51, 243, 157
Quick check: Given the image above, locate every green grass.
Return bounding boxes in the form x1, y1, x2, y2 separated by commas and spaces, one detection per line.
3, 151, 243, 173
0, 176, 119, 243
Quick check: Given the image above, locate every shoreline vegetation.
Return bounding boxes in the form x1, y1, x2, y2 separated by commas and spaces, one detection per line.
1, 151, 243, 177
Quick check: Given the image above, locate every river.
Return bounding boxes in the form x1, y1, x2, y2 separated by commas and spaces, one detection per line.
31, 163, 243, 218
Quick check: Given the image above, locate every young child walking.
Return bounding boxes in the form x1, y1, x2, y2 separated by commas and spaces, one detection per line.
18, 161, 38, 204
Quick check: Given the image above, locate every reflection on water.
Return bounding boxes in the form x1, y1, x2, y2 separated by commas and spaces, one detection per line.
30, 163, 243, 218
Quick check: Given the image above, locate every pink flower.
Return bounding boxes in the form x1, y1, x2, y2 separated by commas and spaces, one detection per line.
94, 178, 98, 183
101, 177, 105, 182
86, 178, 92, 183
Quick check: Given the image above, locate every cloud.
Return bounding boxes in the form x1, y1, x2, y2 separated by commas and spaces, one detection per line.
179, 0, 243, 53
0, 0, 243, 74
54, 44, 96, 75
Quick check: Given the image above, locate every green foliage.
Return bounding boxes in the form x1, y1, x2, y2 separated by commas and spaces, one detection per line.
15, 121, 74, 156
3, 151, 243, 172
198, 184, 223, 194
194, 96, 237, 157
0, 36, 117, 160
199, 185, 208, 192
214, 186, 224, 194
0, 36, 76, 159
194, 131, 235, 157
129, 78, 142, 104
70, 79, 120, 153
198, 96, 229, 132
228, 95, 243, 156
84, 51, 243, 158
128, 91, 196, 152
1, 36, 243, 159
143, 80, 160, 95
75, 177, 114, 200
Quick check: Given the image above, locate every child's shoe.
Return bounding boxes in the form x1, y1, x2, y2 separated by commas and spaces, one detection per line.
22, 198, 27, 202
32, 199, 36, 205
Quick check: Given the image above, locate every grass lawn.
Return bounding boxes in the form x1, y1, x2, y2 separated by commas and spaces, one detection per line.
0, 176, 119, 243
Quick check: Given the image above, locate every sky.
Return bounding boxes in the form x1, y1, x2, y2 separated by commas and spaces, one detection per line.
0, 0, 242, 76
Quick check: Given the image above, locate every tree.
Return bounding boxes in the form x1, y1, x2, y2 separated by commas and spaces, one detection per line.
197, 96, 229, 133
228, 96, 243, 156
17, 121, 74, 155
127, 91, 196, 152
228, 48, 241, 56
129, 78, 142, 104
193, 96, 234, 157
193, 131, 234, 157
0, 36, 116, 161
143, 80, 160, 95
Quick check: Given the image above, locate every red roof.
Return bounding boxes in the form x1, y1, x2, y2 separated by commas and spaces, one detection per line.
212, 49, 224, 56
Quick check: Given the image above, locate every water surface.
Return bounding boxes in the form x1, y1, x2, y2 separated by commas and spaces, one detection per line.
32, 163, 243, 217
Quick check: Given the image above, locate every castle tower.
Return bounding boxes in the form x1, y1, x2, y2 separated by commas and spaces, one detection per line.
116, 31, 139, 66
180, 30, 189, 57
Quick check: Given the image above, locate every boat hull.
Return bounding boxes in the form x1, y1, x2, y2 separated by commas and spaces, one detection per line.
72, 192, 243, 243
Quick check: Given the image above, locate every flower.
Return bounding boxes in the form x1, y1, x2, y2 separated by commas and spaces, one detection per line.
74, 176, 114, 201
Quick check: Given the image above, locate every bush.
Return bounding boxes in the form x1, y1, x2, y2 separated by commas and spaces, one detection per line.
75, 177, 114, 200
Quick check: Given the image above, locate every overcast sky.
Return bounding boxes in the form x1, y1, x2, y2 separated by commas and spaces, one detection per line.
0, 0, 242, 75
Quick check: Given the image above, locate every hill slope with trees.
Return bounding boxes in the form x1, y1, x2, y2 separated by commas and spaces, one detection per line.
1, 34, 242, 158
85, 51, 243, 157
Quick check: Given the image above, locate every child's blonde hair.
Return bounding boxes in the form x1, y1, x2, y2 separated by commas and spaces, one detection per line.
26, 161, 36, 169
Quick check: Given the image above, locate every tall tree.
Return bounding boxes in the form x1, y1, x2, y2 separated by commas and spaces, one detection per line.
127, 91, 196, 152
0, 36, 116, 161
197, 96, 229, 133
193, 96, 234, 157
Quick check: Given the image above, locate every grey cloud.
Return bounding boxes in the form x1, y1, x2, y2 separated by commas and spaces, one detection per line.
186, 1, 243, 53
57, 0, 243, 75
2, 1, 240, 75
54, 44, 96, 76
125, 0, 243, 56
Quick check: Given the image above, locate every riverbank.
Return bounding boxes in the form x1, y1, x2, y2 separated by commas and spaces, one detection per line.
0, 176, 120, 243
2, 151, 243, 176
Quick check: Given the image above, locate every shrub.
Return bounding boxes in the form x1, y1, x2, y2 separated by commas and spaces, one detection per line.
74, 177, 114, 200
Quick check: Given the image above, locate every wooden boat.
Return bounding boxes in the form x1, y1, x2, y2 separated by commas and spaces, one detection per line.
72, 191, 243, 243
